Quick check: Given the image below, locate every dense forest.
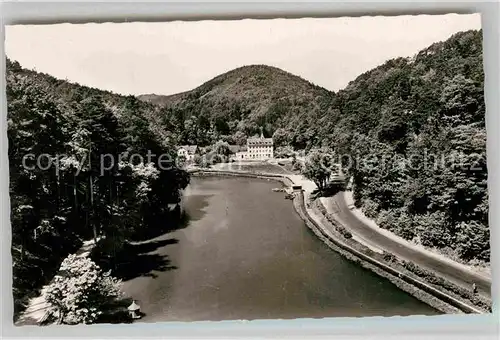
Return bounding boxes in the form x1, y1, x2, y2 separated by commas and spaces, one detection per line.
138, 64, 336, 149
6, 58, 189, 317
141, 30, 489, 264
324, 29, 489, 263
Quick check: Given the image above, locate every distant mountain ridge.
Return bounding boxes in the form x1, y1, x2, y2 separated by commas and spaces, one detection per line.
138, 64, 333, 106
138, 91, 186, 108
137, 64, 336, 149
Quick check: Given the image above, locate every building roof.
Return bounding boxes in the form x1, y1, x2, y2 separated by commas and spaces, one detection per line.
247, 137, 273, 146
128, 301, 141, 311
178, 145, 198, 154
246, 128, 274, 146
229, 145, 247, 153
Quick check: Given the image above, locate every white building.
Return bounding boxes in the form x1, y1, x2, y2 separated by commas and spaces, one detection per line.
228, 129, 274, 161
246, 131, 274, 160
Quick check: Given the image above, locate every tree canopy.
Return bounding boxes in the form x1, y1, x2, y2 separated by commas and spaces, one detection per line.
7, 58, 189, 319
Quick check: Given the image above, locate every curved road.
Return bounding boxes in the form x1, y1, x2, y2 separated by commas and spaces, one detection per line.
327, 192, 491, 298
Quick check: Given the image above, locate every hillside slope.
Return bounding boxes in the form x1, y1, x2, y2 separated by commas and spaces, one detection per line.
323, 29, 489, 264
7, 59, 172, 150
139, 64, 336, 149
6, 58, 189, 318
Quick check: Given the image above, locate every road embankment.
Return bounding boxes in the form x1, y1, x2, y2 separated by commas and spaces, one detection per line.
302, 194, 490, 314
319, 194, 492, 309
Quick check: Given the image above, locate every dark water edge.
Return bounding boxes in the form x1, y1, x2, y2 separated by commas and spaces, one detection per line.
120, 176, 440, 322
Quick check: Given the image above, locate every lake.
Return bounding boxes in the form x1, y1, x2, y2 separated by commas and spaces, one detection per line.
121, 176, 439, 322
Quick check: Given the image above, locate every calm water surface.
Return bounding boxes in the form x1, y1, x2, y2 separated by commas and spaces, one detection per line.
121, 176, 439, 321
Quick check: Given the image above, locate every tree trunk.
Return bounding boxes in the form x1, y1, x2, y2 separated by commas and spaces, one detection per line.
55, 168, 60, 212
73, 173, 78, 213
88, 142, 97, 244
57, 309, 64, 325
90, 175, 97, 244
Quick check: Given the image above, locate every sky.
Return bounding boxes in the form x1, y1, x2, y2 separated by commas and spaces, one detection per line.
5, 13, 481, 96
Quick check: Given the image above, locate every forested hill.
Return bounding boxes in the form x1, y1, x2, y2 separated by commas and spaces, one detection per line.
323, 29, 484, 144
138, 64, 336, 149
6, 57, 190, 317
6, 59, 171, 150
140, 29, 488, 264
324, 29, 489, 263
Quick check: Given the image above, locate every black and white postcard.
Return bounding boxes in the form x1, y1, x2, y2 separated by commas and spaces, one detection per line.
5, 13, 491, 326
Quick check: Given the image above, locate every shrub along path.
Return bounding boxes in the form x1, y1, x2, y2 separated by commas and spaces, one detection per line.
14, 239, 99, 326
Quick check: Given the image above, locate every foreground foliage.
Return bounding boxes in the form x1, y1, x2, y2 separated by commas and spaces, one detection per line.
46, 254, 121, 324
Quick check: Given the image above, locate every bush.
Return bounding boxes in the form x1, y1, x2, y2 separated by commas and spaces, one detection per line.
195, 155, 210, 168
376, 209, 398, 231
361, 199, 379, 219
292, 161, 303, 172
383, 251, 397, 263
210, 154, 226, 165
414, 212, 452, 248
46, 254, 122, 325
396, 212, 416, 240
337, 225, 352, 239
214, 141, 231, 157
275, 146, 294, 158
377, 209, 416, 240
455, 221, 490, 262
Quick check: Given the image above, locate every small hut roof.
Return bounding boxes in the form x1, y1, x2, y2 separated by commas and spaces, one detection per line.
128, 300, 141, 311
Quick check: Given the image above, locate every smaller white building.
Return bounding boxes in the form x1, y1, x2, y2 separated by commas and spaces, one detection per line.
229, 145, 247, 161
235, 150, 248, 160
177, 145, 198, 162
229, 145, 248, 161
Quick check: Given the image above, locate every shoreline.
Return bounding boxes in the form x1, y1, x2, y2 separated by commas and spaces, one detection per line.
192, 168, 487, 314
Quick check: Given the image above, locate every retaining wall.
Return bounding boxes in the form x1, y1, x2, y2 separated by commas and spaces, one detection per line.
293, 191, 483, 314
